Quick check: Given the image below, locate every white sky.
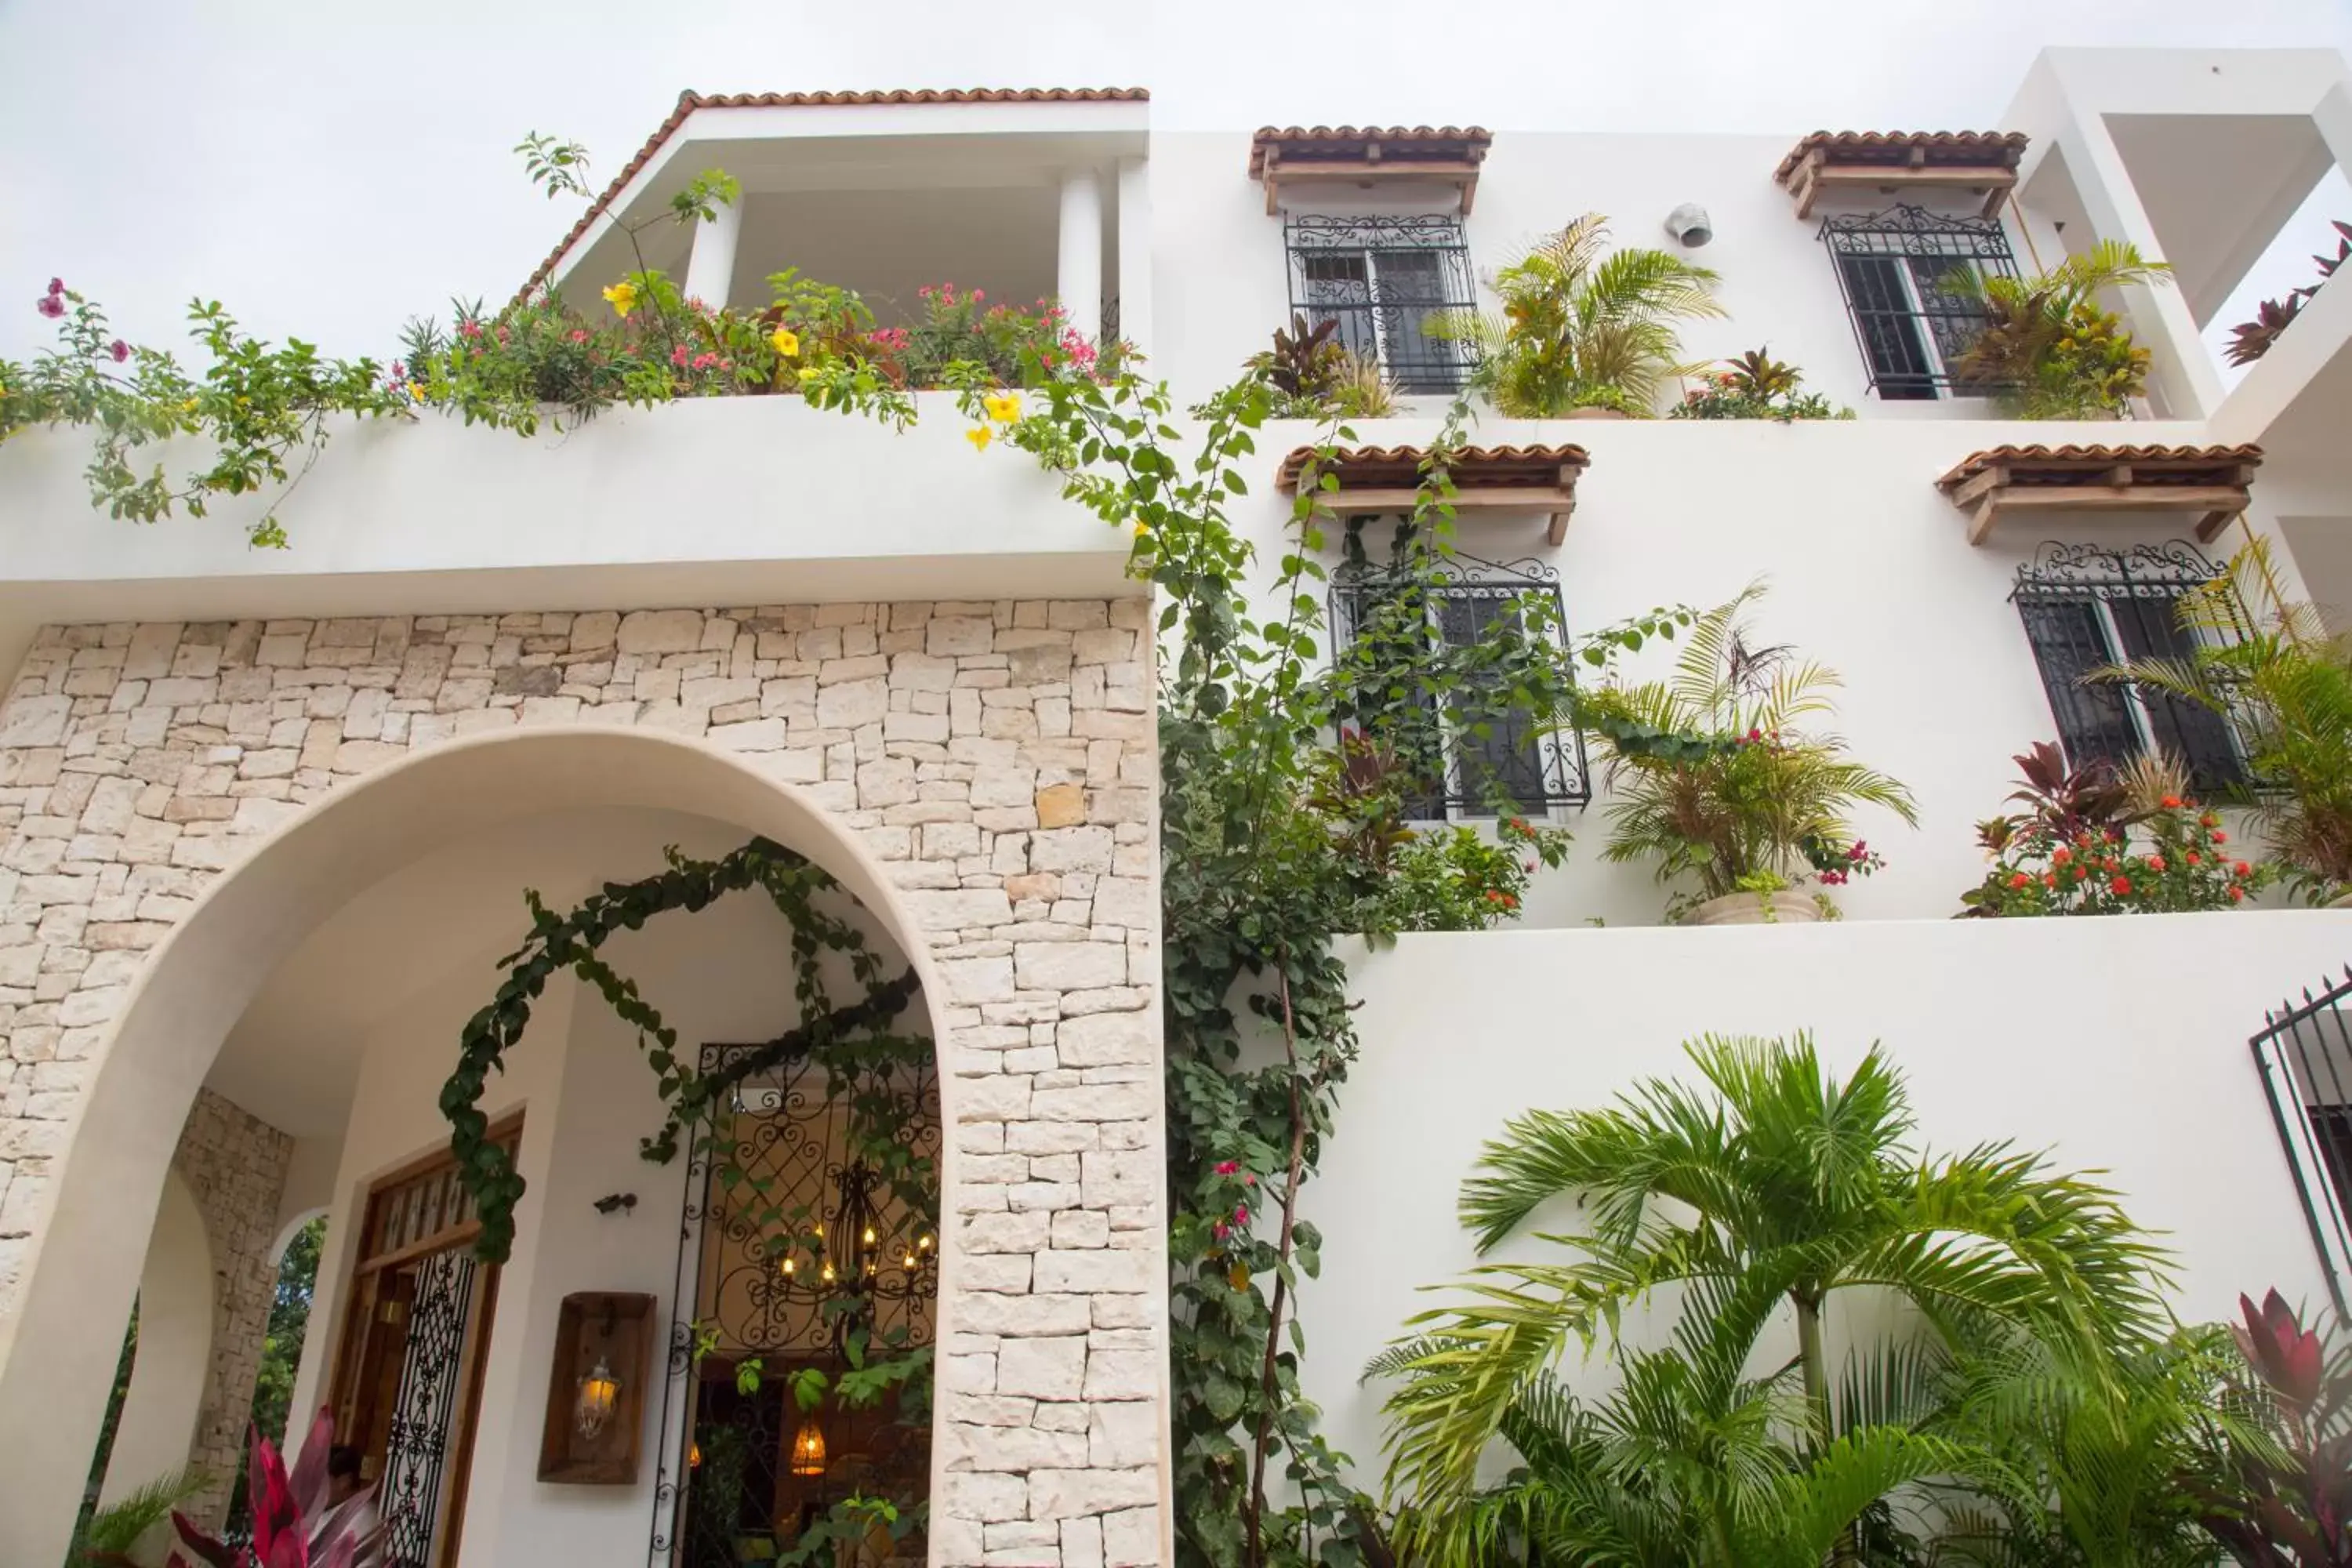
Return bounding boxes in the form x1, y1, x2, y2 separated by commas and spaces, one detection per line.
2, 0, 2349, 367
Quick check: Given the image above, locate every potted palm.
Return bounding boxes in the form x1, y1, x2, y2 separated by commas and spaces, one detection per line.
2093, 535, 2352, 905
1950, 240, 2172, 418
1433, 212, 1725, 417
1580, 584, 1917, 923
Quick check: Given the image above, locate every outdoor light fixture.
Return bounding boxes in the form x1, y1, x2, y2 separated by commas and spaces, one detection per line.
1664, 202, 1714, 247
575, 1352, 622, 1441
539, 1292, 654, 1484
789, 1416, 829, 1477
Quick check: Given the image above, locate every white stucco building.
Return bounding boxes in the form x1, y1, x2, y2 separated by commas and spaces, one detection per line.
2, 47, 2351, 1568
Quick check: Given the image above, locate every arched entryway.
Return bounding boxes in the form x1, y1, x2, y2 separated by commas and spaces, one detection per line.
0, 728, 965, 1563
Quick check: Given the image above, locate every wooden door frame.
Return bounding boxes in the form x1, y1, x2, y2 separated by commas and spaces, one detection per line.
325, 1113, 522, 1566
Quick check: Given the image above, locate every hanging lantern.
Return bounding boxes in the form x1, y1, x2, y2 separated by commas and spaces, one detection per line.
575, 1353, 622, 1441
789, 1416, 828, 1477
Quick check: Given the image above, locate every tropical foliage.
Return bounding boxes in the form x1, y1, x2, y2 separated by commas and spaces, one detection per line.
2194, 1287, 2352, 1564
2093, 536, 2352, 903
1950, 240, 2173, 418
1434, 213, 1724, 416
167, 1407, 383, 1568
1962, 743, 2269, 915
2227, 219, 2350, 367
1247, 314, 1398, 419
1367, 1033, 2173, 1567
1580, 584, 1916, 917
1670, 348, 1853, 421
69, 1468, 209, 1567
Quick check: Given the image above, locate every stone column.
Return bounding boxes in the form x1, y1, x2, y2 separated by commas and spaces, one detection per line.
1058, 169, 1105, 346
1114, 158, 1152, 356
682, 195, 744, 313
175, 1089, 294, 1526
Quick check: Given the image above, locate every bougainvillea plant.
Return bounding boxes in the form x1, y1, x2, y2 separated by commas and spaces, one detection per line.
1668, 348, 1852, 421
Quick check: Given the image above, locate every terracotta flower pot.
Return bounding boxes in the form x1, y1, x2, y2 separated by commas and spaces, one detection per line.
1682, 891, 1824, 927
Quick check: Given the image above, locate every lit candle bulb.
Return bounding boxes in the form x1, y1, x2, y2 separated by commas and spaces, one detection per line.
780, 1255, 796, 1276
862, 1225, 877, 1246
821, 1261, 836, 1283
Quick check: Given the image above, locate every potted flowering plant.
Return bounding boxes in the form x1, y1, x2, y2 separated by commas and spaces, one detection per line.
1669, 349, 1852, 421
1959, 744, 2267, 916
1581, 584, 1917, 924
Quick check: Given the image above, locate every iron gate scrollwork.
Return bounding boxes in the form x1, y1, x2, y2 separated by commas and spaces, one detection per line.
1285, 213, 1477, 394
648, 1047, 939, 1567
1330, 532, 1591, 818
379, 1249, 477, 1568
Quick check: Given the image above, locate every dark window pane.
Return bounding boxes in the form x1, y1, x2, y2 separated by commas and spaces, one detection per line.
1907, 256, 1998, 396
2108, 593, 2249, 792
2018, 597, 2140, 770
1370, 249, 1460, 394
1436, 593, 1548, 815
1836, 254, 1937, 400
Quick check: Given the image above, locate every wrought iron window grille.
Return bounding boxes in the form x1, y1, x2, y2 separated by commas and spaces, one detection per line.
1329, 532, 1591, 818
2010, 540, 2251, 794
2252, 965, 2352, 1317
1285, 214, 1478, 395
1820, 203, 2019, 400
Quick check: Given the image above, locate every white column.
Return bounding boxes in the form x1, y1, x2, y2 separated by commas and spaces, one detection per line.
681, 196, 743, 312
96, 1173, 212, 1508
1058, 168, 1105, 345
1115, 157, 1152, 357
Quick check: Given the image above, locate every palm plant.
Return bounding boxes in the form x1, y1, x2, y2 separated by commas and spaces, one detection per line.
1948, 240, 2173, 418
1369, 1034, 2172, 1566
1434, 213, 1725, 416
2093, 536, 2352, 903
69, 1468, 209, 1566
1579, 583, 1918, 913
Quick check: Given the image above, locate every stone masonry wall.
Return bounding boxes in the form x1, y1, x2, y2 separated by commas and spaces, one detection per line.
173, 1087, 294, 1526
0, 601, 1163, 1568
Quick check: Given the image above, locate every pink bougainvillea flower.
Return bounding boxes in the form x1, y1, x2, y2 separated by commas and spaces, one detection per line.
671, 344, 690, 367
35, 293, 64, 319
568, 328, 588, 343
459, 319, 482, 339
107, 339, 129, 363
46, 278, 64, 296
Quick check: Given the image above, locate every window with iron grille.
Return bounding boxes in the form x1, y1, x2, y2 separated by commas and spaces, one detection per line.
1287, 215, 1477, 394
2251, 965, 2352, 1316
1820, 205, 2019, 399
2011, 541, 2249, 793
1330, 529, 1589, 820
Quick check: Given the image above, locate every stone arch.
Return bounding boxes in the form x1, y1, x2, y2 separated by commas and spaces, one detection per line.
93, 1167, 213, 1509
0, 727, 964, 1561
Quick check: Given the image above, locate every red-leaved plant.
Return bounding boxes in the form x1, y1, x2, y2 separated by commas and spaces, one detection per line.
168, 1406, 384, 1568
2195, 1290, 2352, 1566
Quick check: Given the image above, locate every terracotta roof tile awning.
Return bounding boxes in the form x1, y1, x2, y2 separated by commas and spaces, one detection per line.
1276, 443, 1588, 545
1249, 125, 1493, 216
1774, 130, 2029, 221
518, 87, 1151, 299
1935, 443, 2262, 546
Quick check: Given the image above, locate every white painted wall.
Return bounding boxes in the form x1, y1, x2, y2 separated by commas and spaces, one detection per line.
1212, 412, 2312, 930
98, 1170, 212, 1507
274, 808, 929, 1568
1296, 909, 2352, 1494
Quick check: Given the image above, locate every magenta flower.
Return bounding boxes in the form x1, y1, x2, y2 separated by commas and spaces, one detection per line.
35, 293, 64, 319
46, 278, 64, 296
458, 319, 482, 339
1211, 1221, 1229, 1240
1232, 1204, 1250, 1225
1214, 1160, 1239, 1176
108, 339, 129, 363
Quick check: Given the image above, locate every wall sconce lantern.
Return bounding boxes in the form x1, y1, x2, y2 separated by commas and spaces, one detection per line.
539, 1292, 655, 1484
789, 1416, 829, 1477
575, 1352, 622, 1441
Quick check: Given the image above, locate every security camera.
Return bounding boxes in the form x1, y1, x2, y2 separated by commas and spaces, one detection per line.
1664, 203, 1713, 248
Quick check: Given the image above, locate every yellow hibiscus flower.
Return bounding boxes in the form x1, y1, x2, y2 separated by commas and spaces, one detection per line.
965, 426, 993, 452
982, 391, 1022, 423
407, 383, 426, 402
602, 281, 639, 317
769, 326, 800, 358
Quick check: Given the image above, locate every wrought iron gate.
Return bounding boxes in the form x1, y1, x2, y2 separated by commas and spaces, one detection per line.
379, 1250, 479, 1568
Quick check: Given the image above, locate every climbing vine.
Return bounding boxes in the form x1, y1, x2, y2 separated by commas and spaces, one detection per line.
437, 834, 935, 1560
